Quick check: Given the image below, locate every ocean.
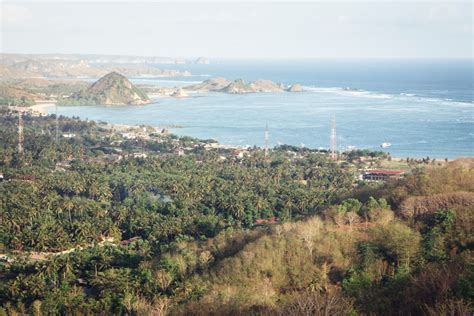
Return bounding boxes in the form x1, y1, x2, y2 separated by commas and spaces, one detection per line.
51, 59, 474, 158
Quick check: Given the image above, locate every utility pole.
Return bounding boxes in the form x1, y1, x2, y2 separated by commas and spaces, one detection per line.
55, 104, 59, 144
264, 124, 269, 160
18, 111, 24, 155
330, 116, 337, 160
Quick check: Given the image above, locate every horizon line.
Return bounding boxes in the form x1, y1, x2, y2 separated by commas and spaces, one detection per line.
2, 52, 473, 61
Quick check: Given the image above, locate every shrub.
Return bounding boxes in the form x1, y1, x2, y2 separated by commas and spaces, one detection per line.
281, 290, 355, 316
342, 271, 373, 300
369, 222, 421, 271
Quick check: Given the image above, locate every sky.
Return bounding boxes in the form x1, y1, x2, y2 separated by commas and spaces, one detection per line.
1, 0, 472, 59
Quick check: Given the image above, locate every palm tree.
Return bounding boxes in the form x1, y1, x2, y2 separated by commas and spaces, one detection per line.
63, 198, 74, 225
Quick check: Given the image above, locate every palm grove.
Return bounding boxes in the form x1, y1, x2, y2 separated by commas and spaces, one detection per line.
0, 109, 472, 315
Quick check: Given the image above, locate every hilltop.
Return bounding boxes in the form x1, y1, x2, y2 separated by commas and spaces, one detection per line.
62, 72, 150, 105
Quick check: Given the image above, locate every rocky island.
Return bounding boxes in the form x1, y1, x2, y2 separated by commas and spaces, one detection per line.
185, 77, 303, 94
170, 87, 188, 98
287, 84, 303, 92
184, 77, 231, 92
60, 72, 150, 105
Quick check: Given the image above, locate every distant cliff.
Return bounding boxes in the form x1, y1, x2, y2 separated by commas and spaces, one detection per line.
61, 72, 149, 105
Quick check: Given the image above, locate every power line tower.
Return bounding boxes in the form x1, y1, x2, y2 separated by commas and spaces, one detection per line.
330, 116, 337, 160
55, 104, 59, 144
18, 111, 24, 155
264, 124, 269, 160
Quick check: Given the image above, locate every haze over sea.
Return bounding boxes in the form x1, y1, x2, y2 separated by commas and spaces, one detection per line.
52, 59, 473, 159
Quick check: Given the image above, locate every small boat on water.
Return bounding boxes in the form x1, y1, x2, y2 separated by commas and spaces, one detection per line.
380, 142, 392, 148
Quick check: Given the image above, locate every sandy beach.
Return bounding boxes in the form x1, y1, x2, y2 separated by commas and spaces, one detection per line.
6, 101, 56, 116
29, 100, 56, 115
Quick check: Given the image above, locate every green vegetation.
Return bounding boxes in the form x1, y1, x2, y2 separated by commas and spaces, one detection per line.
0, 109, 472, 315
0, 97, 34, 107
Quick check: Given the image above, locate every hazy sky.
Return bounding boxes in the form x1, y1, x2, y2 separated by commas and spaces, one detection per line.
1, 1, 472, 58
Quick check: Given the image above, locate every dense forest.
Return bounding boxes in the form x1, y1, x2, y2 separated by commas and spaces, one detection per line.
0, 109, 472, 315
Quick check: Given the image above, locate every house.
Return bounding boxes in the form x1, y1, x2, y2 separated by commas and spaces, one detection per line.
133, 153, 148, 158
120, 132, 136, 140
55, 160, 72, 172
363, 169, 405, 182
76, 278, 87, 285
62, 133, 76, 138
232, 149, 249, 158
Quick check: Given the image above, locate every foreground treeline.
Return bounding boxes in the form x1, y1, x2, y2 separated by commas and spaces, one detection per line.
0, 111, 472, 315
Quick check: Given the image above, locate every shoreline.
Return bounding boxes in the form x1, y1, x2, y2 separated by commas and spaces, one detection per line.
12, 104, 469, 161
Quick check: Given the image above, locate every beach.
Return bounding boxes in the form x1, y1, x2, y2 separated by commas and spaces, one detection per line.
30, 100, 56, 115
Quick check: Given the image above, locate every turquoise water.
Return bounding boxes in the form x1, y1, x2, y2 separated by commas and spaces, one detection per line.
52, 59, 473, 158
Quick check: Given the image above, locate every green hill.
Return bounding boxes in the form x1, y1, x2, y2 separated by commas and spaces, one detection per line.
61, 72, 149, 105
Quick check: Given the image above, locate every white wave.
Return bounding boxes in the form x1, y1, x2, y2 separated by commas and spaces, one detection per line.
304, 85, 473, 107
304, 86, 393, 99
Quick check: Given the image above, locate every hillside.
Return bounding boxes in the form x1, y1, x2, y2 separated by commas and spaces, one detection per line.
0, 64, 43, 80
63, 72, 150, 105
11, 79, 89, 97
0, 85, 37, 106
10, 59, 106, 78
